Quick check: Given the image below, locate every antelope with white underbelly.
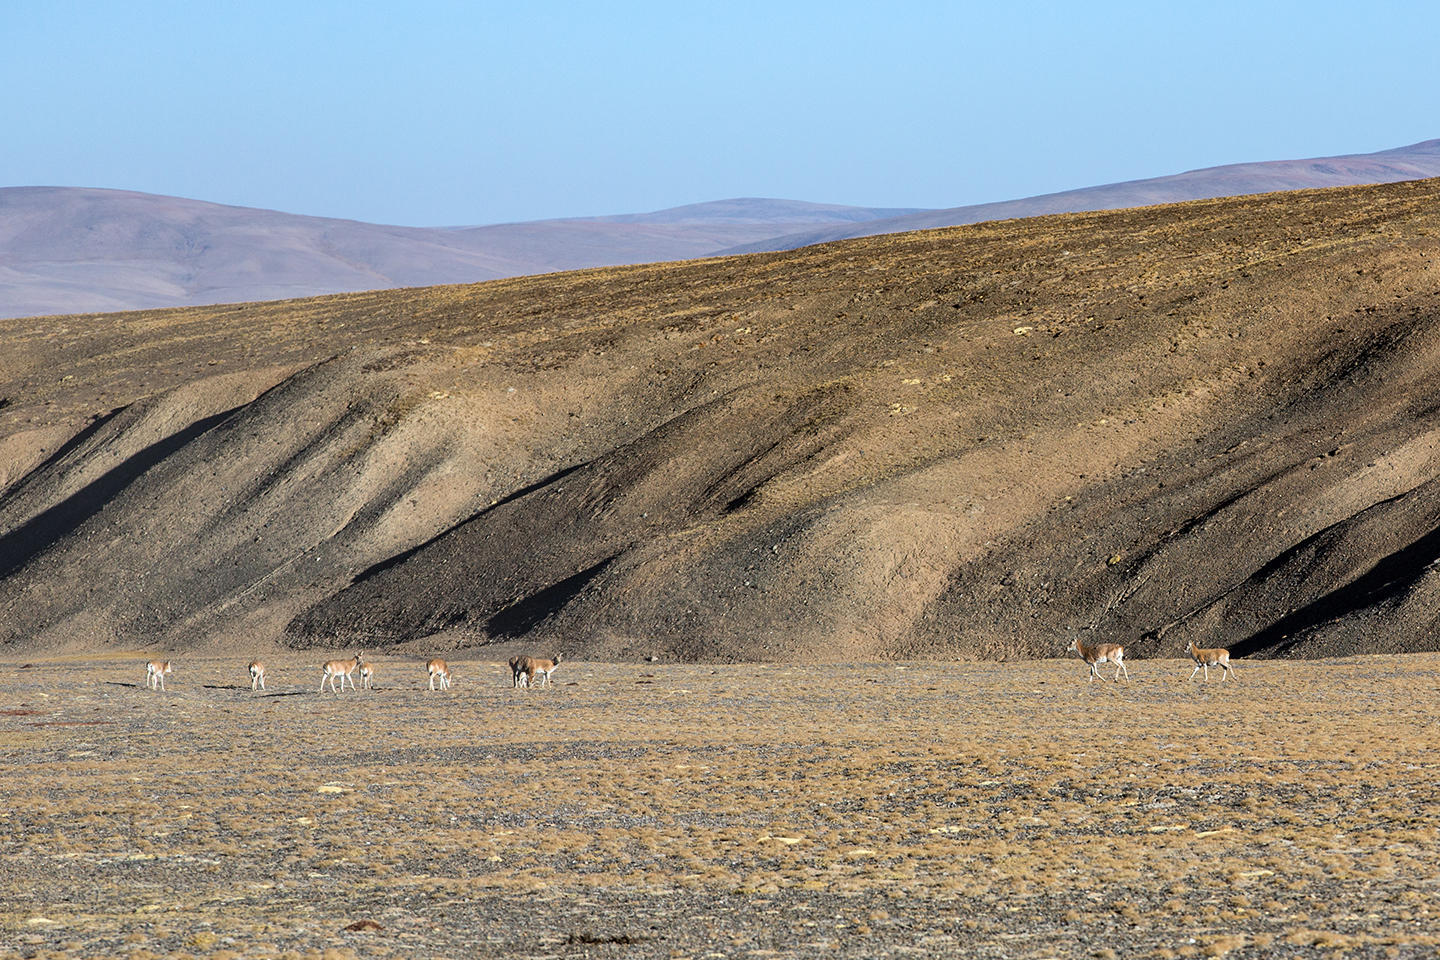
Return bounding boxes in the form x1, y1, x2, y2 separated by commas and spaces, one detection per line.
1185, 640, 1236, 681
510, 653, 561, 688
146, 660, 172, 692
319, 653, 363, 695
1067, 637, 1129, 682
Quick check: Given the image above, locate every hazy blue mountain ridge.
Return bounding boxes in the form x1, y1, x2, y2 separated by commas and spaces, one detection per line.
3, 138, 1438, 319
718, 139, 1440, 254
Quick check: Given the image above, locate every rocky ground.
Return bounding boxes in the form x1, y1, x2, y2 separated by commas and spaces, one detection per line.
4, 652, 1440, 958
4, 180, 1440, 661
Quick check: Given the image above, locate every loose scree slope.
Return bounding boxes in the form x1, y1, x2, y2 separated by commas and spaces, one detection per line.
2, 180, 1440, 660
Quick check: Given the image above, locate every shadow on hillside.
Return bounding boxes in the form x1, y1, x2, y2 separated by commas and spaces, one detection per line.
485, 557, 613, 639
348, 460, 587, 587
2, 406, 122, 499
1234, 520, 1440, 658
0, 405, 243, 579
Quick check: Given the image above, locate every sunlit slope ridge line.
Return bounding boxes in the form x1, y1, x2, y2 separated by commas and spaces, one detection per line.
1, 178, 1439, 660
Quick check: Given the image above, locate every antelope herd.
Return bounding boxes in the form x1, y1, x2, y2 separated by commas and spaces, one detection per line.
138, 651, 564, 694
135, 641, 1241, 694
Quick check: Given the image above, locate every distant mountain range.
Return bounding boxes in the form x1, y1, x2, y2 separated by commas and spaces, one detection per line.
718, 138, 1440, 254
0, 192, 923, 319
2, 138, 1438, 319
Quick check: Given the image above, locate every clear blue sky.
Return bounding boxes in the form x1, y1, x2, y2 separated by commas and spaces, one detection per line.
5, 1, 1437, 226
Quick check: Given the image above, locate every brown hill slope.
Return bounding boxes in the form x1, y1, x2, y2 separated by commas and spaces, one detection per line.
3, 179, 1440, 660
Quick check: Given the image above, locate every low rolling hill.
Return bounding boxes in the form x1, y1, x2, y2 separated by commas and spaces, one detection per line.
2, 178, 1440, 661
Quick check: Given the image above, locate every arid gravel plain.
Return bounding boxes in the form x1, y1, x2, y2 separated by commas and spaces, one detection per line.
4, 652, 1440, 959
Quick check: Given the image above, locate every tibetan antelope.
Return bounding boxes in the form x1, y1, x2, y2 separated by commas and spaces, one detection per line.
508, 655, 529, 688
248, 661, 266, 691
510, 653, 561, 688
145, 660, 172, 691
359, 657, 375, 691
319, 653, 362, 695
427, 659, 451, 691
1067, 637, 1129, 682
1185, 640, 1237, 681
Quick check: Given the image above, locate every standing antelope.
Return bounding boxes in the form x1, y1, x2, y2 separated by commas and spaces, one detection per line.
533, 654, 562, 687
1185, 640, 1237, 681
146, 660, 172, 691
1067, 637, 1129, 682
248, 660, 266, 691
508, 655, 529, 688
359, 657, 375, 691
427, 659, 451, 691
319, 653, 362, 695
510, 653, 562, 688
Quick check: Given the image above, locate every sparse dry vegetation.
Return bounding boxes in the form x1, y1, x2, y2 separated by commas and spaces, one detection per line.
7, 178, 1440, 959
5, 653, 1440, 957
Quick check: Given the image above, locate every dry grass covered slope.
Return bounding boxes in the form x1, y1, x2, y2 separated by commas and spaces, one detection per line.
3, 179, 1440, 659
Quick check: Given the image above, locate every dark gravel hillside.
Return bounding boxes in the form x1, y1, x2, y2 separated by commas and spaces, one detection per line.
3, 179, 1440, 659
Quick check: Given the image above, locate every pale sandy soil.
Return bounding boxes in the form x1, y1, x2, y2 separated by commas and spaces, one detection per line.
3, 653, 1440, 959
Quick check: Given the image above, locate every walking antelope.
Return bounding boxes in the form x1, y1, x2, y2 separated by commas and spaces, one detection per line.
510, 654, 561, 688
1067, 637, 1129, 682
146, 660, 172, 691
319, 653, 362, 695
248, 661, 266, 691
1185, 640, 1237, 681
427, 659, 451, 691
359, 657, 375, 691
